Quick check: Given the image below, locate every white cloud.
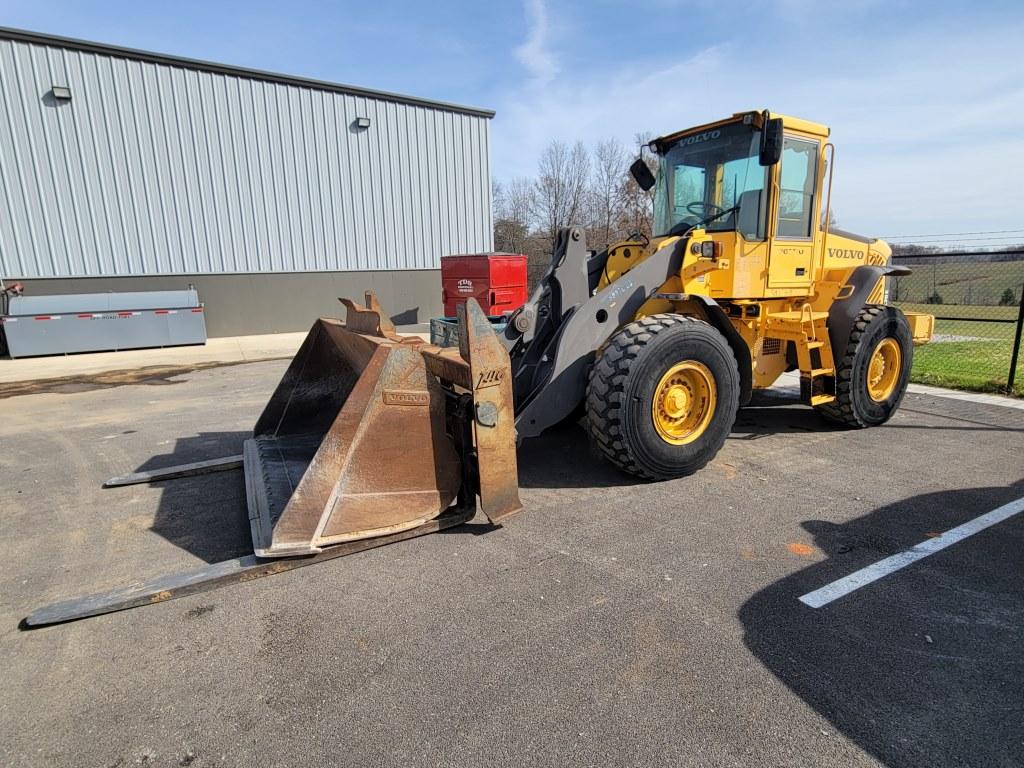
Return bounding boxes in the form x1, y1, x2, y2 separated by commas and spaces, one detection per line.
514, 0, 559, 86
492, 11, 1024, 237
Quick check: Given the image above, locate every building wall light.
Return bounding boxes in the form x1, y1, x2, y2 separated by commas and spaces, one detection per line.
51, 86, 72, 101
354, 116, 371, 129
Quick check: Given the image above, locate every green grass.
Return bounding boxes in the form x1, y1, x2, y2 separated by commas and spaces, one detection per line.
891, 258, 1024, 306
897, 302, 1018, 321
898, 313, 1024, 396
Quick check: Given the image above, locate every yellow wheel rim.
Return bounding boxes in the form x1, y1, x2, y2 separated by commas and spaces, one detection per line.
867, 337, 902, 402
651, 361, 717, 445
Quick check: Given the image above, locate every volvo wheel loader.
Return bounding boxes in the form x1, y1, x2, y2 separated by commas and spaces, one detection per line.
24, 110, 932, 627
506, 110, 933, 478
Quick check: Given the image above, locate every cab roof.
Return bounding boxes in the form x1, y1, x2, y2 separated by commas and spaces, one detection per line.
653, 110, 830, 149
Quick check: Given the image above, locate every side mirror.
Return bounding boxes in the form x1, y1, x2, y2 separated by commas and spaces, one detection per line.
759, 117, 783, 166
630, 158, 656, 192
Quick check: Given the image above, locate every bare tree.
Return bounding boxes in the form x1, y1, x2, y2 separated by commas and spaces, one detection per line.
588, 138, 628, 248
617, 132, 656, 238
493, 177, 535, 254
492, 179, 505, 232
493, 133, 656, 289
534, 140, 590, 245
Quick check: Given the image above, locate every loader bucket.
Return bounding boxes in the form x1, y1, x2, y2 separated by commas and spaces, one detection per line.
244, 292, 521, 557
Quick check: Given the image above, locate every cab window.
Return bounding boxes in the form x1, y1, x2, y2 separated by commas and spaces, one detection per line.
653, 121, 768, 239
776, 137, 818, 238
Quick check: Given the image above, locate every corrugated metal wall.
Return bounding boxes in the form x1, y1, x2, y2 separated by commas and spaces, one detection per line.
0, 34, 493, 279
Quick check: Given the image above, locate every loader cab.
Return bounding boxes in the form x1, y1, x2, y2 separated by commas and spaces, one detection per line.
651, 118, 770, 242
648, 111, 830, 298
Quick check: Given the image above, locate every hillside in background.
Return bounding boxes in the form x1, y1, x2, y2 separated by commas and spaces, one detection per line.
888, 256, 1024, 308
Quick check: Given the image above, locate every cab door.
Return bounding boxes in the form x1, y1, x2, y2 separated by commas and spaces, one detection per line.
768, 135, 819, 289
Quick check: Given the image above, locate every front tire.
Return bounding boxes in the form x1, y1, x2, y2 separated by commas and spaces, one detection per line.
586, 314, 740, 480
817, 305, 913, 427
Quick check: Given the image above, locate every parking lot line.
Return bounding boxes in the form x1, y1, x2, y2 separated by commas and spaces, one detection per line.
799, 495, 1024, 608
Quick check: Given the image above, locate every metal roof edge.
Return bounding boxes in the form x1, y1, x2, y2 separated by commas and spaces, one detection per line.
0, 25, 496, 119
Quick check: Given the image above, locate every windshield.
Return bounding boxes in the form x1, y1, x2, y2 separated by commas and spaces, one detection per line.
653, 121, 768, 240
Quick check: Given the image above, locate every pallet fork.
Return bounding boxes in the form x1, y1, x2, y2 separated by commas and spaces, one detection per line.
23, 295, 520, 627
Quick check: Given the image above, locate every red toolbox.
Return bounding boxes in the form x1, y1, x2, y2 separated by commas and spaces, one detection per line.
441, 253, 528, 317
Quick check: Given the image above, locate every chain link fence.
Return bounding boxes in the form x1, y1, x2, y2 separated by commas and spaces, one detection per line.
889, 250, 1024, 396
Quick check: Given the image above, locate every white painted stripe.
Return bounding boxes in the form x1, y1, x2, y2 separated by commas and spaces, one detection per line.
799, 496, 1024, 608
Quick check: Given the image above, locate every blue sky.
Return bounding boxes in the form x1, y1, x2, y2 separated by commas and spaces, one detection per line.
3, 0, 1023, 240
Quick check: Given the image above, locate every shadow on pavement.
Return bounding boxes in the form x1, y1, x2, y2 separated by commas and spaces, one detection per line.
731, 402, 845, 439
123, 417, 636, 564
739, 480, 1024, 768
518, 396, 849, 485
517, 418, 642, 489
125, 391, 1015, 570
132, 431, 252, 563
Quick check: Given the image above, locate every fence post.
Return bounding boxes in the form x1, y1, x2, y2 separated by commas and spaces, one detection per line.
1008, 282, 1024, 393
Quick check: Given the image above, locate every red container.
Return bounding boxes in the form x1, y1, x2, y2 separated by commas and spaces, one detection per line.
441, 253, 528, 317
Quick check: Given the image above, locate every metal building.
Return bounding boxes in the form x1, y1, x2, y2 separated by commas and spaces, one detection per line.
0, 27, 494, 336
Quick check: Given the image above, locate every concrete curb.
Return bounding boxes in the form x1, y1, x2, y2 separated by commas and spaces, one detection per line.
772, 370, 1023, 412
0, 327, 431, 385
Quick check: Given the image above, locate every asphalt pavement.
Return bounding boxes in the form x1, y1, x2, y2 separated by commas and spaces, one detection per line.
0, 360, 1021, 767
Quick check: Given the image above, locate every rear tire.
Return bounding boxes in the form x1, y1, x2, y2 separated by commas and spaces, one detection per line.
816, 304, 913, 428
586, 314, 740, 480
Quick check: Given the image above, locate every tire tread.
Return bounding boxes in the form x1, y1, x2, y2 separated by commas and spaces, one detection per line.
816, 304, 905, 427
586, 313, 738, 479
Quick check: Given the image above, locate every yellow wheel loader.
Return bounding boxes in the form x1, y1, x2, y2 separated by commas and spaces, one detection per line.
509, 110, 934, 478
24, 110, 933, 627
